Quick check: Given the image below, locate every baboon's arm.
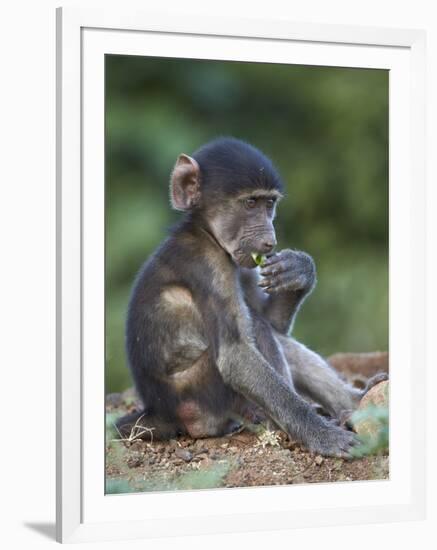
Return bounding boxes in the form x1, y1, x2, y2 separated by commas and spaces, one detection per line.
200, 294, 356, 457
240, 250, 316, 335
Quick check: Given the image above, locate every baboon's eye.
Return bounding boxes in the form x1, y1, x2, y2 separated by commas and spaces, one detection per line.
266, 198, 275, 209
245, 198, 257, 209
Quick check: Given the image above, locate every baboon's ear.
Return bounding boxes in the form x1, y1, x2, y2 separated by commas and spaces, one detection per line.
170, 154, 201, 211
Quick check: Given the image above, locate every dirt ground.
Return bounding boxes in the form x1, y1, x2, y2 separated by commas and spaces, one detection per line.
105, 352, 389, 493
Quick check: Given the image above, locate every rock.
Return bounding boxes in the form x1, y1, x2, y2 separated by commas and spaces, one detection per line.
354, 381, 389, 439
175, 447, 193, 462
360, 380, 389, 409
194, 452, 209, 461
192, 445, 208, 456
127, 452, 144, 468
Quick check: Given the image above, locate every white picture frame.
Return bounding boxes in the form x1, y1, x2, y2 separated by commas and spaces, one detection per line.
56, 6, 426, 543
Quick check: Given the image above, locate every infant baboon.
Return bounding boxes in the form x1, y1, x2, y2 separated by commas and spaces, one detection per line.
117, 137, 386, 457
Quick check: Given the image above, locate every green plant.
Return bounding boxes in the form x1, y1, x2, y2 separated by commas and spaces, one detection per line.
350, 404, 389, 457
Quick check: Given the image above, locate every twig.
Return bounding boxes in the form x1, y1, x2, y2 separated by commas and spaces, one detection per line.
111, 413, 155, 444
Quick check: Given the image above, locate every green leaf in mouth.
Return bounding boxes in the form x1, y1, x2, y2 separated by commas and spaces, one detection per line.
251, 252, 267, 267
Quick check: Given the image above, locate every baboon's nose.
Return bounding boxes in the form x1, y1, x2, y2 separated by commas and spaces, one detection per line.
260, 237, 276, 253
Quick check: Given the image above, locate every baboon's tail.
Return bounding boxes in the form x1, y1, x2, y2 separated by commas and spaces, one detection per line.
113, 409, 180, 441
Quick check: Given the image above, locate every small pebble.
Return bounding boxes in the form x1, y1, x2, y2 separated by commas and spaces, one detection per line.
127, 452, 144, 468
175, 448, 193, 462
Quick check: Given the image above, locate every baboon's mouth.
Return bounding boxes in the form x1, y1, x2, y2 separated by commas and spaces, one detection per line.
232, 250, 256, 268
251, 252, 267, 267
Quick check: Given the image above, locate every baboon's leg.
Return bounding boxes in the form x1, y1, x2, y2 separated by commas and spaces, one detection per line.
169, 349, 240, 438
276, 334, 362, 419
176, 399, 242, 438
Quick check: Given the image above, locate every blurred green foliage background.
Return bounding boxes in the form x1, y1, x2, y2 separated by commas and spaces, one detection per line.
105, 55, 388, 393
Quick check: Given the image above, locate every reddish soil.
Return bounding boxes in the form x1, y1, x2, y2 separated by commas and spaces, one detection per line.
105, 352, 389, 493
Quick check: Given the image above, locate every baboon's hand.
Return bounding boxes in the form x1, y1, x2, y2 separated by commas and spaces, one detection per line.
305, 419, 359, 458
258, 249, 316, 294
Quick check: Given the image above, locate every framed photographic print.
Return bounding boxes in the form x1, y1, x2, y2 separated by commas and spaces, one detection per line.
56, 6, 426, 543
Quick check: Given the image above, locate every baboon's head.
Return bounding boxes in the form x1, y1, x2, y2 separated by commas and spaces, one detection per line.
170, 137, 284, 268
